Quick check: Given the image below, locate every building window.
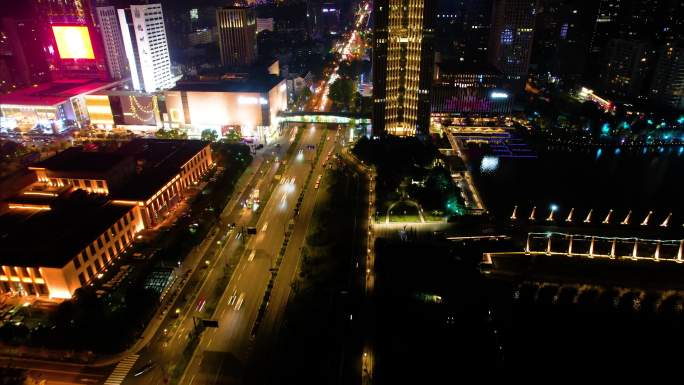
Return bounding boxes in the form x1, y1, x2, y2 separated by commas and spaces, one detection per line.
78, 273, 87, 286
37, 284, 48, 295
33, 268, 42, 279
89, 244, 96, 257
73, 257, 81, 269
21, 267, 29, 277
117, 239, 124, 251
97, 238, 103, 249
94, 258, 102, 271
97, 180, 104, 189
28, 284, 36, 295
103, 231, 111, 242
109, 246, 116, 259
88, 265, 96, 279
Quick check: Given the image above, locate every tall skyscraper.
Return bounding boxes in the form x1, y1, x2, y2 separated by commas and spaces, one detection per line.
488, 0, 538, 92
96, 7, 128, 80
216, 6, 257, 67
0, 18, 51, 89
372, 0, 435, 137
599, 38, 652, 97
118, 4, 174, 93
434, 0, 491, 66
650, 41, 684, 110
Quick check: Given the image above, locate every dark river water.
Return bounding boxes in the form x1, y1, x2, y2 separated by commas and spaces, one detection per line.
467, 141, 684, 226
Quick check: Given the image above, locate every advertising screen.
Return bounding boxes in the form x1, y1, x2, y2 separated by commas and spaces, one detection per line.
51, 26, 95, 59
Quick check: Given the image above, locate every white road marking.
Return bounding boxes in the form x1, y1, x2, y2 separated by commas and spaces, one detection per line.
103, 354, 139, 385
235, 293, 245, 311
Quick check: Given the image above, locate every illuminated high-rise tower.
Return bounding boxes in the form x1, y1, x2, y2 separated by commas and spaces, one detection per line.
96, 6, 128, 80
488, 0, 537, 92
118, 4, 174, 93
216, 6, 257, 67
372, 0, 435, 137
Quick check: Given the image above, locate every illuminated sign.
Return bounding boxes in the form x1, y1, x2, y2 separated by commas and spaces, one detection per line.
190, 8, 198, 20
238, 96, 268, 105
51, 26, 95, 59
491, 91, 509, 99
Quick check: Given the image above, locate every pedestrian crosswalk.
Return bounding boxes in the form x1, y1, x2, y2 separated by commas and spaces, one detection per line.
104, 354, 139, 385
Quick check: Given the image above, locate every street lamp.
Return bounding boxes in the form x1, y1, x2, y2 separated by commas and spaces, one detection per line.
547, 204, 558, 221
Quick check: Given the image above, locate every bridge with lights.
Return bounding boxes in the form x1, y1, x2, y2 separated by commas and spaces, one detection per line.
277, 111, 371, 125
482, 231, 684, 265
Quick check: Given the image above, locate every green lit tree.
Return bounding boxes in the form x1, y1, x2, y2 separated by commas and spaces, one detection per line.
155, 129, 188, 140
201, 129, 219, 142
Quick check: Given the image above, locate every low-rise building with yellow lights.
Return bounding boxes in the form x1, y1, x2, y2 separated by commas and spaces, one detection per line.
112, 139, 213, 227
0, 139, 213, 299
0, 193, 144, 299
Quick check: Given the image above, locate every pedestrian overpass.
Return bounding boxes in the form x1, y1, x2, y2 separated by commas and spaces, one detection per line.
277, 111, 371, 125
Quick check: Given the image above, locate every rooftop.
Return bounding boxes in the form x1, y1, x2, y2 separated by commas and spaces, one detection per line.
0, 194, 131, 268
33, 147, 130, 174
169, 75, 284, 94
113, 139, 210, 201
0, 79, 122, 107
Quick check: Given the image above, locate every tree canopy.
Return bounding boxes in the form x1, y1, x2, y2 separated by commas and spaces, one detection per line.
328, 78, 356, 112
201, 129, 219, 142
155, 129, 188, 140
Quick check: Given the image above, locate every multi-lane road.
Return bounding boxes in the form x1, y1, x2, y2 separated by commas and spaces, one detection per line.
177, 124, 345, 385
11, 3, 372, 384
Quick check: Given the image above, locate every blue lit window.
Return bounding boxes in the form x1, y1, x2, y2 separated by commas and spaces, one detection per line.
560, 23, 568, 39
501, 28, 513, 45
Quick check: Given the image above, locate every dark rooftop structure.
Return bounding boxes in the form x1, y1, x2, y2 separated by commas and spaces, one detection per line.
0, 193, 130, 268
33, 147, 130, 174
169, 75, 284, 94
113, 139, 210, 201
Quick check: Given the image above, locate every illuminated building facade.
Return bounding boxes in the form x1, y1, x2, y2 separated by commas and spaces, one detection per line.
320, 2, 342, 36
0, 197, 144, 299
434, 0, 491, 67
432, 62, 512, 116
372, 0, 435, 137
0, 139, 213, 299
488, 0, 537, 92
599, 38, 652, 98
33, 0, 108, 81
84, 92, 161, 130
112, 140, 214, 227
30, 148, 136, 195
216, 6, 257, 66
96, 6, 128, 80
650, 42, 684, 110
118, 4, 174, 93
163, 77, 288, 142
0, 79, 123, 133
